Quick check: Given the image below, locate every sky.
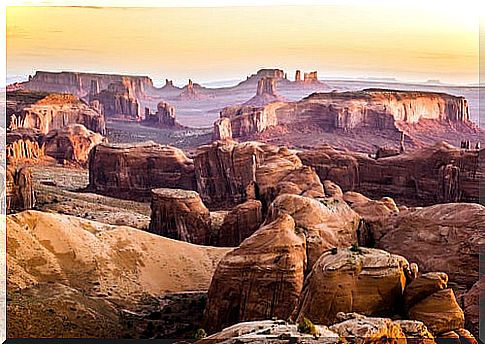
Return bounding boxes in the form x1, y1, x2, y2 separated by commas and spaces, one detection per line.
5, 1, 482, 87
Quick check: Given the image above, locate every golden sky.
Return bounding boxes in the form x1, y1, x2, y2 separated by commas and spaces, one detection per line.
6, 3, 480, 86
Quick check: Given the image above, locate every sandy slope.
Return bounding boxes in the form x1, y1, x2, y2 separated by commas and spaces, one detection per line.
7, 210, 230, 298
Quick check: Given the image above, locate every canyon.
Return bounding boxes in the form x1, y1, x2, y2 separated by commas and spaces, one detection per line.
4, 67, 484, 341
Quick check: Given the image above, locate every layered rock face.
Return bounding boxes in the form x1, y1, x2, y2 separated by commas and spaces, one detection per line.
7, 91, 106, 135
6, 129, 45, 162
148, 188, 211, 245
218, 102, 282, 139
373, 203, 484, 288
244, 77, 285, 106
288, 89, 471, 130
6, 166, 35, 214
266, 194, 360, 269
214, 89, 473, 141
298, 141, 481, 205
143, 101, 179, 128
296, 248, 408, 324
88, 141, 197, 199
204, 214, 307, 333
212, 117, 233, 141
90, 82, 140, 118
194, 141, 323, 208
42, 124, 106, 164
20, 71, 153, 100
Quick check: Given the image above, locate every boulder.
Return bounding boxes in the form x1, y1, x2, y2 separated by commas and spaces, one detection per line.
403, 272, 448, 311
266, 194, 361, 269
408, 289, 464, 335
204, 214, 306, 333
374, 203, 484, 288
216, 200, 263, 247
88, 141, 197, 200
296, 247, 408, 325
148, 188, 211, 245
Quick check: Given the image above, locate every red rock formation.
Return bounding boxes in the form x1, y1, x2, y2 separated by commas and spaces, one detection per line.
296, 247, 408, 325
7, 90, 106, 135
194, 141, 323, 208
204, 214, 306, 333
6, 166, 35, 214
88, 141, 197, 200
42, 124, 106, 165
216, 200, 263, 246
295, 70, 301, 82
266, 194, 360, 269
298, 141, 481, 205
90, 82, 140, 118
244, 77, 286, 106
373, 203, 484, 288
216, 89, 478, 146
148, 188, 211, 245
143, 101, 180, 128
218, 102, 282, 139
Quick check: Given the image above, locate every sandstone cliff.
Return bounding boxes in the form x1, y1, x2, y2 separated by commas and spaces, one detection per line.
90, 82, 140, 118
88, 141, 197, 199
7, 90, 106, 135
298, 141, 481, 206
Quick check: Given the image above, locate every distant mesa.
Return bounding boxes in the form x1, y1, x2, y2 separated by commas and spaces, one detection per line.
243, 77, 286, 106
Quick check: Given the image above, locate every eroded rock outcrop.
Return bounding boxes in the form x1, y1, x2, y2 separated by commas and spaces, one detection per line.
463, 280, 481, 338
88, 141, 196, 199
373, 203, 484, 288
143, 101, 180, 128
266, 194, 360, 269
296, 247, 408, 324
299, 142, 482, 205
179, 79, 211, 100
194, 141, 323, 208
218, 102, 281, 139
6, 166, 35, 214
90, 82, 140, 118
148, 188, 211, 245
204, 214, 306, 333
7, 90, 106, 135
42, 124, 106, 164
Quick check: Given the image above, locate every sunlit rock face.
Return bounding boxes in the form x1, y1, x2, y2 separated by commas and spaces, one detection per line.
7, 90, 106, 135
